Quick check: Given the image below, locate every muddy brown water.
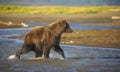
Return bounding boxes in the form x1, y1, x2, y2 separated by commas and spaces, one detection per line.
0, 21, 120, 72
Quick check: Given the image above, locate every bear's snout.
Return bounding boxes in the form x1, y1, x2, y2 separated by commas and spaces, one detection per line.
65, 28, 73, 33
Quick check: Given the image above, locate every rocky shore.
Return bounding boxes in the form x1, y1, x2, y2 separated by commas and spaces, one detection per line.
0, 21, 28, 28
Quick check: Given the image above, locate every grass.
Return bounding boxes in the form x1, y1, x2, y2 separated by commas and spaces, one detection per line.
0, 5, 120, 15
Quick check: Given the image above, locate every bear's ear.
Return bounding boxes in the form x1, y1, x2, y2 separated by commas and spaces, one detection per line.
49, 23, 57, 30
62, 19, 66, 22
56, 20, 62, 24
60, 19, 66, 23
56, 19, 66, 24
57, 19, 67, 27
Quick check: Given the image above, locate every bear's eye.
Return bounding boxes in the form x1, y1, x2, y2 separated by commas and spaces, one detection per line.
65, 25, 69, 29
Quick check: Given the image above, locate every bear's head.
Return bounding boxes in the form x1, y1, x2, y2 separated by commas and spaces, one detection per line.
50, 19, 73, 33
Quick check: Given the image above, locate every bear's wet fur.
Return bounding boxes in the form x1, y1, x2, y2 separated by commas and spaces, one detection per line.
15, 19, 73, 59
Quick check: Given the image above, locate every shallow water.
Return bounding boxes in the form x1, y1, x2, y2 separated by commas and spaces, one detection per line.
0, 21, 120, 72
0, 40, 120, 72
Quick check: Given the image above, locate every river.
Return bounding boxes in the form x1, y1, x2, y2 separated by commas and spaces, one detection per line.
0, 21, 120, 72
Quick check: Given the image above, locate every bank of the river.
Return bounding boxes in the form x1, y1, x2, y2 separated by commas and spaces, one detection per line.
0, 21, 29, 28
61, 29, 120, 48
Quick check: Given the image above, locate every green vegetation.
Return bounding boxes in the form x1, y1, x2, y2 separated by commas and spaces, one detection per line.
0, 5, 120, 15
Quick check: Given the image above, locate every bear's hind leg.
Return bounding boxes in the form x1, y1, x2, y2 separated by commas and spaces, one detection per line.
16, 48, 31, 59
15, 44, 33, 59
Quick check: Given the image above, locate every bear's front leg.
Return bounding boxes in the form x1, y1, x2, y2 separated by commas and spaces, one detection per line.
35, 51, 43, 58
52, 45, 65, 59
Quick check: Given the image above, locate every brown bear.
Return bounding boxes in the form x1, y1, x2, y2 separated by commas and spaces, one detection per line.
15, 19, 73, 59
